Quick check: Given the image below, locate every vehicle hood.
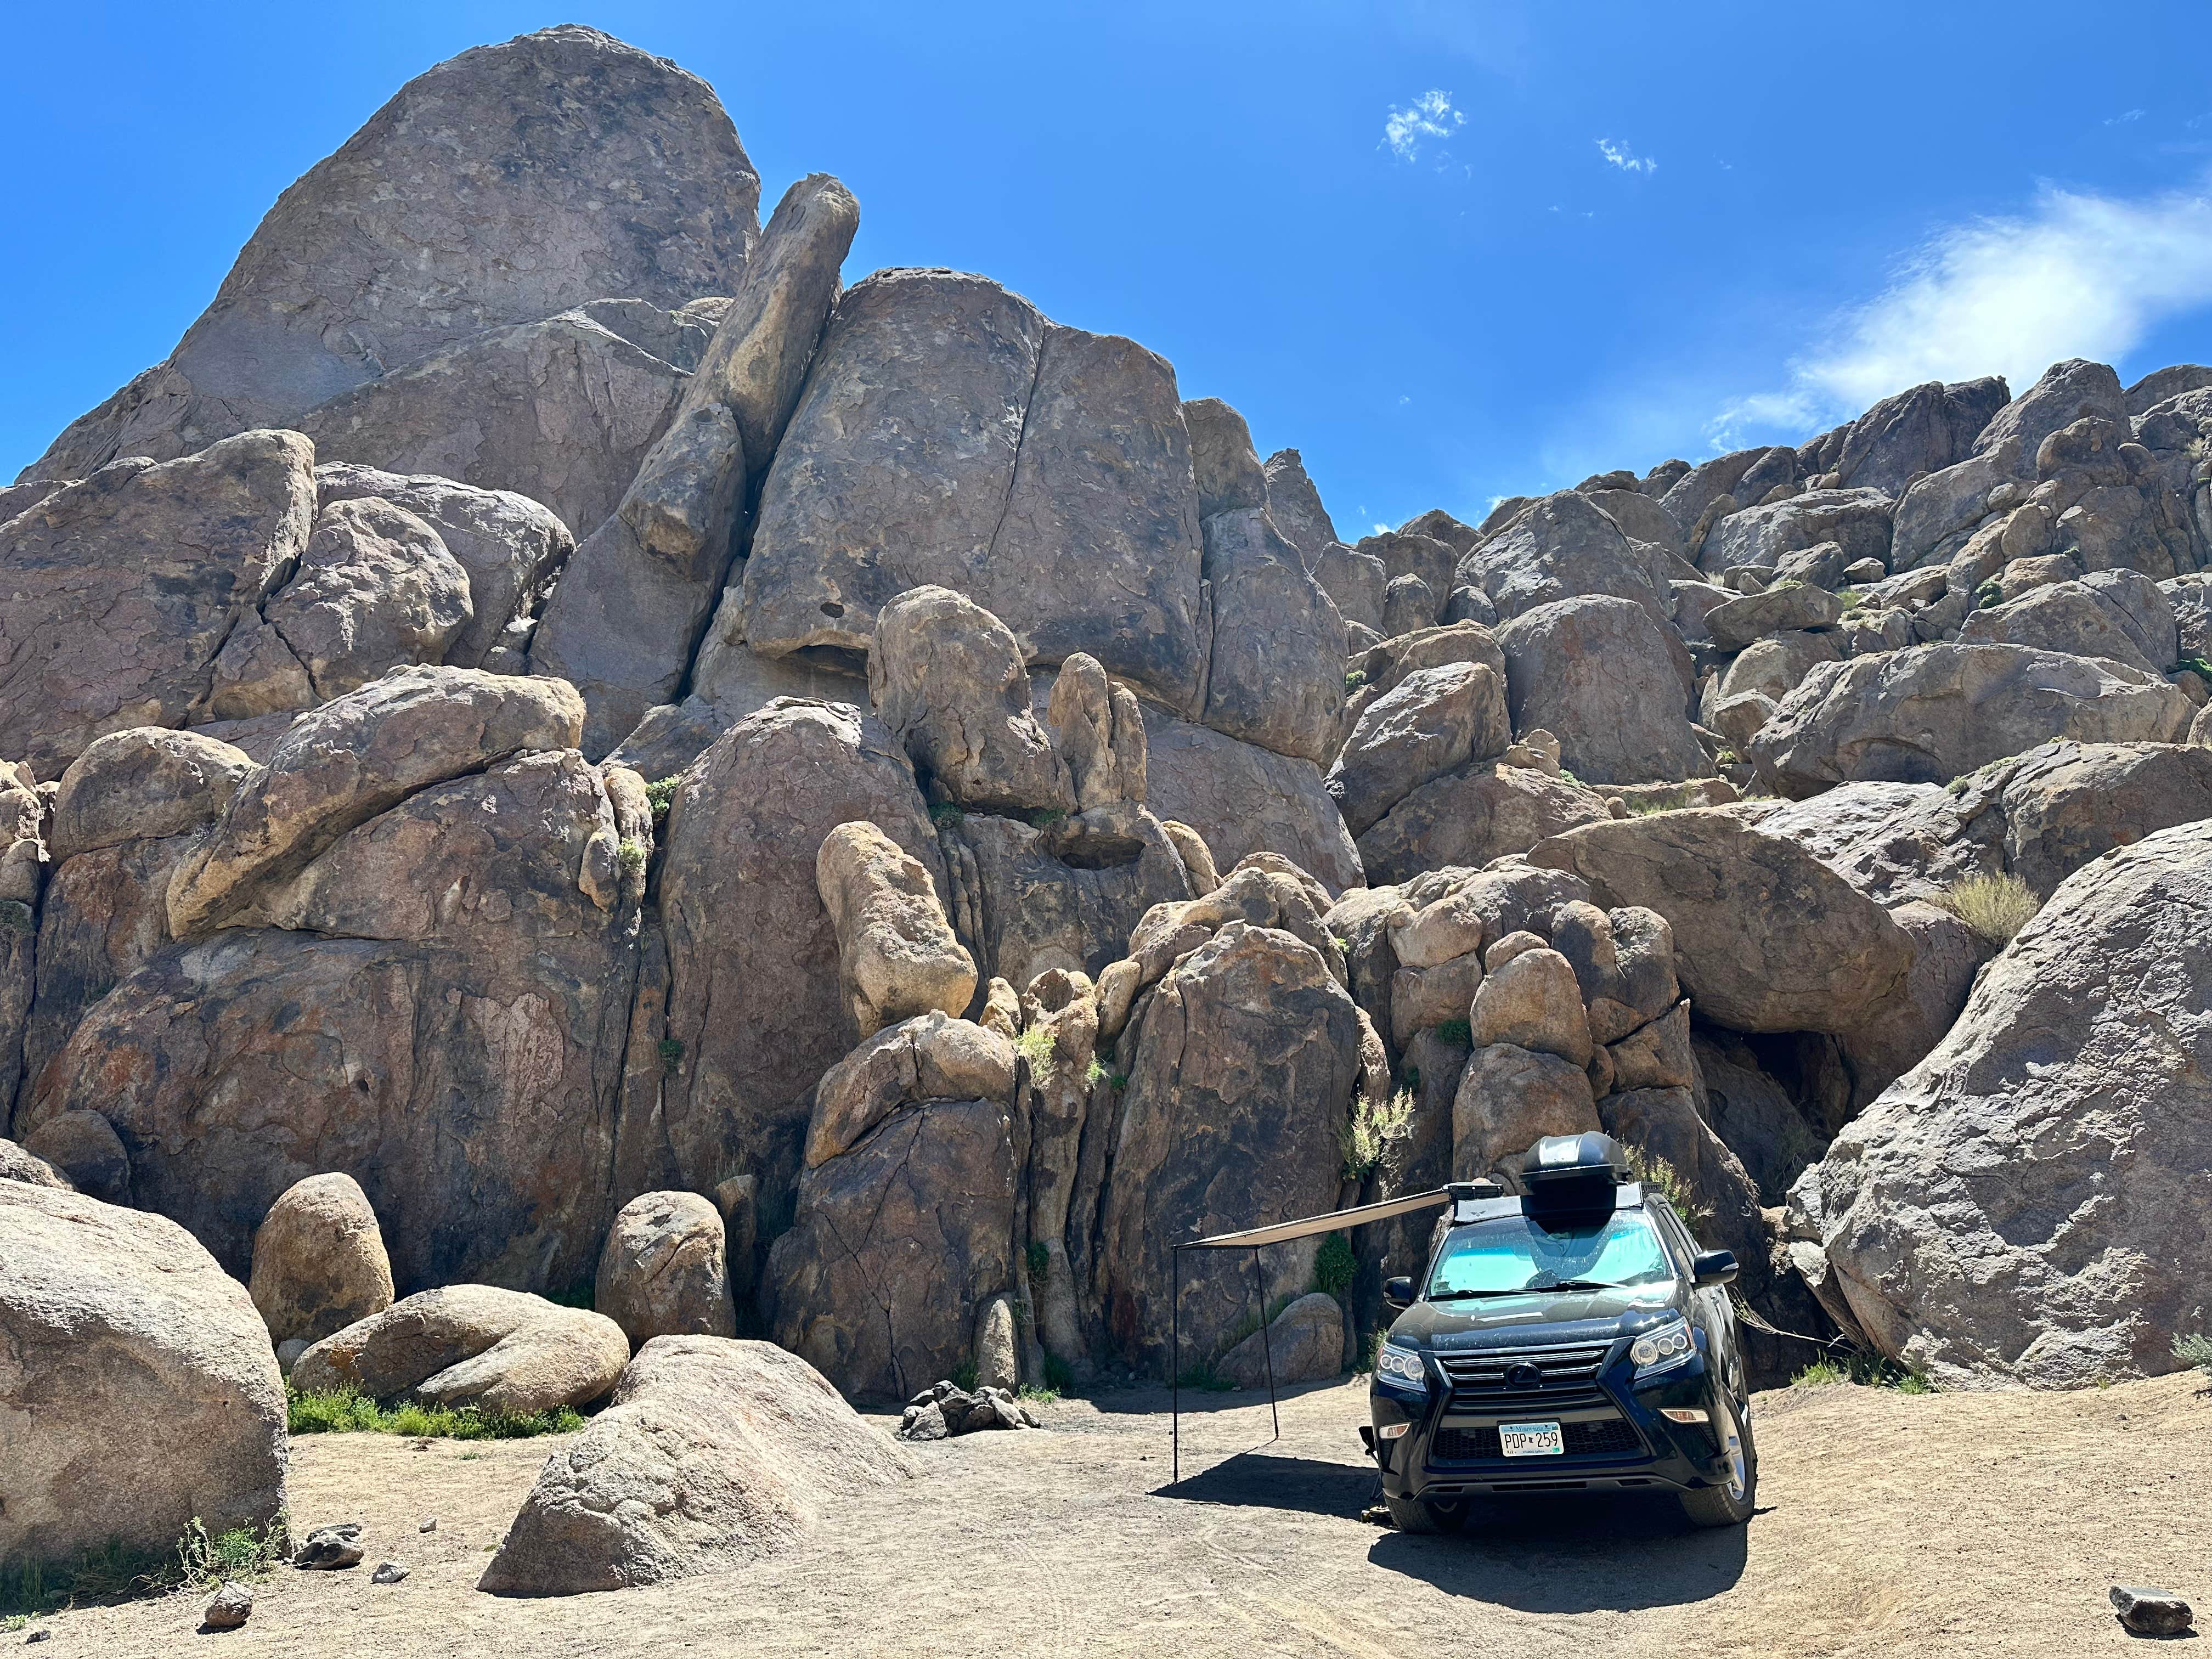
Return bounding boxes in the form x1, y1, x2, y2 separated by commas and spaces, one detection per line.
1389, 1283, 1681, 1349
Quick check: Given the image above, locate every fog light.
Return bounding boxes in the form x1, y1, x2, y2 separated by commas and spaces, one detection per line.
1378, 1421, 1412, 1440
1659, 1407, 1709, 1424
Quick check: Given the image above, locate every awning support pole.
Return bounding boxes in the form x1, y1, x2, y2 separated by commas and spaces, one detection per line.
1171, 1245, 1181, 1483
1252, 1244, 1278, 1443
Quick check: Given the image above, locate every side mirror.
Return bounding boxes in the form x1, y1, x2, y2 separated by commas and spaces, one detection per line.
1691, 1250, 1739, 1290
1382, 1275, 1415, 1311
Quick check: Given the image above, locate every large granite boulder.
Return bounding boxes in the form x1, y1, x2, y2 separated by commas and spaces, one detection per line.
292, 1284, 628, 1413
247, 1171, 394, 1346
476, 1336, 914, 1596
1325, 662, 1510, 837
1791, 819, 2212, 1386
1829, 377, 2009, 497
1356, 761, 1609, 886
1199, 506, 1347, 763
1215, 1291, 1345, 1388
1496, 597, 1711, 785
1750, 644, 2196, 798
1531, 809, 1914, 1035
1045, 653, 1149, 812
594, 1191, 737, 1348
1453, 1044, 1600, 1181
1459, 490, 1669, 625
21, 746, 646, 1291
1971, 358, 2128, 476
765, 1096, 1018, 1401
1700, 489, 1895, 578
25, 25, 757, 479
167, 665, 585, 935
1183, 398, 1268, 516
1098, 923, 1364, 1369
208, 495, 473, 719
1135, 702, 1362, 894
1, 1181, 287, 1570
1957, 569, 2179, 674
656, 700, 939, 1233
0, 430, 317, 776
295, 307, 691, 541
816, 821, 976, 1041
731, 270, 1206, 714
314, 462, 572, 672
529, 174, 859, 754
803, 1013, 1016, 1170
868, 586, 1071, 812
1262, 449, 1340, 567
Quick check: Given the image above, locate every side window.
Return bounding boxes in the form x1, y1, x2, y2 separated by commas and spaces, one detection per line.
1647, 1198, 1696, 1272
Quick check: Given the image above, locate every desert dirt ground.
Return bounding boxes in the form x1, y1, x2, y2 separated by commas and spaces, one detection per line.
18, 1370, 2209, 1658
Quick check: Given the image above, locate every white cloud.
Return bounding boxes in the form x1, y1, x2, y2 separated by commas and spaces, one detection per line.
2106, 109, 2146, 126
1712, 174, 2212, 445
1385, 89, 1464, 162
1595, 138, 1656, 174
1373, 522, 1390, 535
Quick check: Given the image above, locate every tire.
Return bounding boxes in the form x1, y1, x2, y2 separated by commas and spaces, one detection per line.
1386, 1492, 1468, 1534
1678, 1395, 1758, 1528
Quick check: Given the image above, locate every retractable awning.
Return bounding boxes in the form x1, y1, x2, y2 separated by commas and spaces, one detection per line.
1168, 1187, 1453, 1482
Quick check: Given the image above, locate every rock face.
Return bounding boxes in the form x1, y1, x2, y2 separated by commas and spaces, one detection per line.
655, 699, 939, 1233
731, 270, 1207, 714
1199, 508, 1348, 763
1461, 490, 1668, 625
477, 1336, 914, 1596
816, 821, 976, 1041
291, 1284, 627, 1413
1793, 820, 2212, 1387
23, 740, 645, 1293
248, 1172, 396, 1345
765, 1095, 1017, 1401
26, 25, 758, 479
1325, 663, 1510, 837
594, 1192, 737, 1347
1496, 597, 1709, 785
1262, 450, 1339, 566
1099, 923, 1363, 1367
1135, 701, 1362, 894
1355, 760, 1607, 887
0, 430, 318, 775
529, 174, 860, 754
1531, 810, 1914, 1036
0, 1181, 288, 1569
210, 495, 473, 718
1751, 644, 2196, 797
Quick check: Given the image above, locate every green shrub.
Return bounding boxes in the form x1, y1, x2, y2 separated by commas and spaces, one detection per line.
644, 776, 681, 826
1042, 1352, 1076, 1395
2173, 1331, 2212, 1378
928, 802, 965, 828
1017, 1383, 1061, 1405
1432, 1018, 1472, 1047
287, 1385, 582, 1440
1344, 669, 1368, 692
0, 1511, 289, 1617
1026, 808, 1068, 829
1792, 1352, 1934, 1392
1623, 1147, 1712, 1228
657, 1036, 685, 1073
617, 836, 650, 876
2171, 656, 2212, 686
1837, 588, 1866, 612
1312, 1231, 1356, 1300
1355, 1330, 1384, 1375
1974, 579, 2004, 610
1013, 1024, 1056, 1070
1339, 1088, 1415, 1181
1931, 872, 2040, 947
1084, 1056, 1108, 1087
950, 1359, 979, 1392
1026, 1240, 1052, 1280
1792, 1358, 1848, 1386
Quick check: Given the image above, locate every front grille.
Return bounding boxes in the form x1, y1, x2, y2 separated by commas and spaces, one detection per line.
1436, 1342, 1613, 1411
1431, 1417, 1646, 1463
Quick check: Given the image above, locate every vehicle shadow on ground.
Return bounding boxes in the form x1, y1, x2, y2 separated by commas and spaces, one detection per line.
1154, 1449, 1378, 1517
1367, 1493, 1752, 1612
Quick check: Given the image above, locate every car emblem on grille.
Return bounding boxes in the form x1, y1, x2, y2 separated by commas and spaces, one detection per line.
1506, 1361, 1543, 1388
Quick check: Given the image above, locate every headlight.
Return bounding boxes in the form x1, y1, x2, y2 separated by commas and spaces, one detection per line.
1376, 1341, 1427, 1388
1630, 1317, 1695, 1373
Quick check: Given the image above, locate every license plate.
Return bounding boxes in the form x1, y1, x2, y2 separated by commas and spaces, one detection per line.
1499, 1420, 1564, 1457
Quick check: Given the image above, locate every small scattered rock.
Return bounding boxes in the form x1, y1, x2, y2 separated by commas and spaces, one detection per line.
200, 1582, 253, 1629
294, 1520, 366, 1570
25, 1629, 53, 1644
895, 1379, 1038, 1440
2110, 1584, 2194, 1637
371, 1561, 411, 1584
419, 1516, 438, 1533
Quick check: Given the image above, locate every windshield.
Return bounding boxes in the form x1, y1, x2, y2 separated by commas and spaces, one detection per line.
1426, 1210, 1675, 1298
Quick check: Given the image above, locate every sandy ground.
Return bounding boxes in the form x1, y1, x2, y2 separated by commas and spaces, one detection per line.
16, 1370, 2208, 1657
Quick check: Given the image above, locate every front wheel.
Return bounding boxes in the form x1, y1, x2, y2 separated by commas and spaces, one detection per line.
1386, 1492, 1468, 1534
1677, 1396, 1757, 1528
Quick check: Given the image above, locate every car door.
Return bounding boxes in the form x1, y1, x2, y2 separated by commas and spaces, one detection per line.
1652, 1197, 1743, 1403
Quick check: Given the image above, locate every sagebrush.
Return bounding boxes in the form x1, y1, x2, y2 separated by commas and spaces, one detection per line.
1932, 872, 2040, 946
1340, 1087, 1415, 1181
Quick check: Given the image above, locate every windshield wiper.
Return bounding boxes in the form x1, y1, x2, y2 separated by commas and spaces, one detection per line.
1427, 1286, 1534, 1301
1535, 1278, 1627, 1293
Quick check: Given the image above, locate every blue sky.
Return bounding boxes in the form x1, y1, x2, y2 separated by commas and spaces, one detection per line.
7, 2, 2212, 533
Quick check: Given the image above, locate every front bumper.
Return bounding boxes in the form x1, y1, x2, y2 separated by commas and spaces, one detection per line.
1368, 1348, 1735, 1500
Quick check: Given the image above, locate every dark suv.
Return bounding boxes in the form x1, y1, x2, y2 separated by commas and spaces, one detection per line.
1363, 1131, 1757, 1531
